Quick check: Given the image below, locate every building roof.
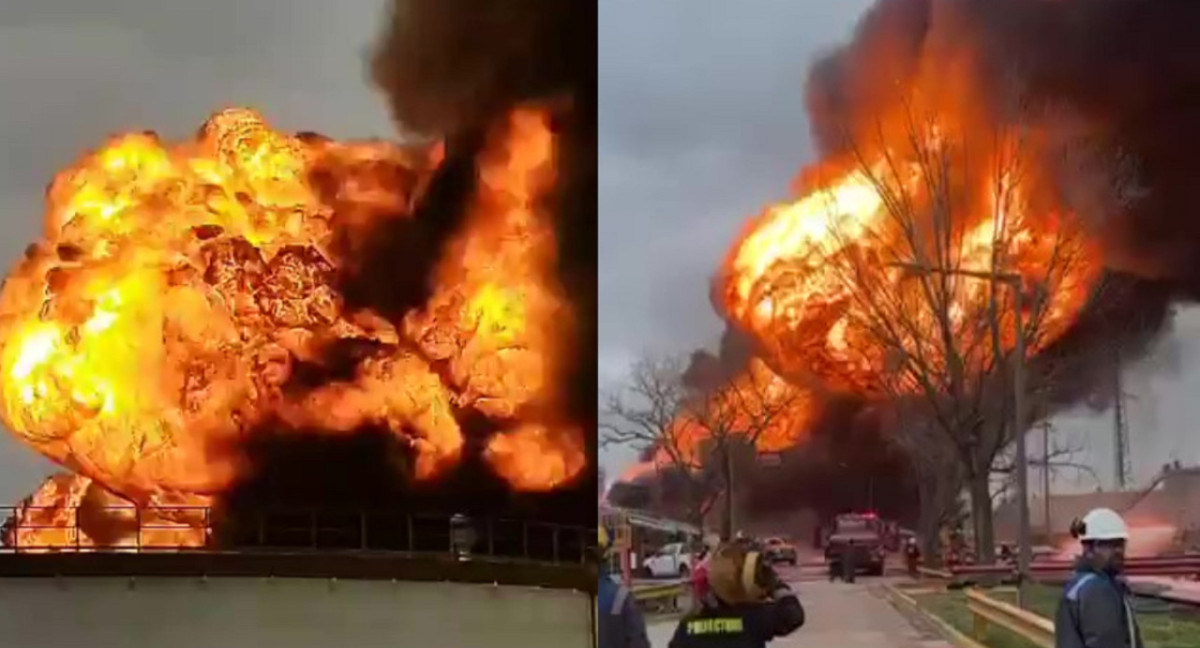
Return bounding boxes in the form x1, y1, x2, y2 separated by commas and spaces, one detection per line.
598, 505, 701, 536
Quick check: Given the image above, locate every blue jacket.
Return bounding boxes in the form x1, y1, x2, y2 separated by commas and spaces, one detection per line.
598, 573, 651, 648
1054, 564, 1143, 648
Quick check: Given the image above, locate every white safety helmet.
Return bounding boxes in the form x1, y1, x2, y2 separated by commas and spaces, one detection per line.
1070, 507, 1129, 542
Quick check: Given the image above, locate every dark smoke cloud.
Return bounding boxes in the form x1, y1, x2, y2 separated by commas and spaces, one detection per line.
335, 129, 487, 320
369, 0, 590, 137
802, 0, 1200, 407
606, 396, 921, 531
808, 0, 1200, 292
220, 0, 597, 531
737, 397, 918, 527
681, 326, 757, 392
1031, 273, 1177, 414
366, 0, 597, 433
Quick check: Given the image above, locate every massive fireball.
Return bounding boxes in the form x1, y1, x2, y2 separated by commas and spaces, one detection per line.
623, 128, 1106, 486
0, 107, 585, 549
718, 144, 1103, 396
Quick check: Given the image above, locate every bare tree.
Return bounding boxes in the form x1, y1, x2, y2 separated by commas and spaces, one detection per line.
679, 359, 807, 540
884, 398, 962, 567
601, 355, 716, 527
739, 88, 1100, 561
990, 428, 1099, 506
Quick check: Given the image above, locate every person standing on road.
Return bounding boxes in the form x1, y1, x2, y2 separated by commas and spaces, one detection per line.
598, 526, 652, 648
840, 539, 858, 583
669, 542, 805, 648
691, 534, 720, 604
1053, 508, 1143, 648
904, 538, 921, 578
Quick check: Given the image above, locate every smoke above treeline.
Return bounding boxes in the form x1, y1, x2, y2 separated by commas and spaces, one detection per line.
804, 0, 1200, 413
611, 0, 1200, 524
809, 0, 1200, 292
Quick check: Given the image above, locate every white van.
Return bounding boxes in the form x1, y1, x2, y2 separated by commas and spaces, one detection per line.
641, 542, 693, 578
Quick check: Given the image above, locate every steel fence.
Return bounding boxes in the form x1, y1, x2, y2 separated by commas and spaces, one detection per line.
0, 505, 596, 565
916, 556, 1200, 581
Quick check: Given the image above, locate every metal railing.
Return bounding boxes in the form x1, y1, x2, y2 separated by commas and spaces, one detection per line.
632, 581, 686, 601
631, 580, 688, 614
0, 505, 596, 565
965, 587, 1054, 648
919, 556, 1200, 580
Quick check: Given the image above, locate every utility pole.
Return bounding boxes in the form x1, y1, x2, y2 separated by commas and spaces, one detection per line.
1112, 346, 1131, 490
1042, 420, 1052, 540
1012, 286, 1031, 610
889, 261, 1031, 608
722, 441, 735, 540
868, 475, 875, 511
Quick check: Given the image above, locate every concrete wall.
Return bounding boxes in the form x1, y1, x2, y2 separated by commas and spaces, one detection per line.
0, 577, 593, 648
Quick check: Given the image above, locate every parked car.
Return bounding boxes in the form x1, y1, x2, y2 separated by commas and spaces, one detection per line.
764, 537, 798, 566
641, 542, 694, 578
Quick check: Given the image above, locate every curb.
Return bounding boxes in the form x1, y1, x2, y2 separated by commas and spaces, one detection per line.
883, 583, 991, 648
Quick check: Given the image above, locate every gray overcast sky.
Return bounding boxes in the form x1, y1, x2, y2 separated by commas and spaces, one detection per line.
599, 0, 876, 478
0, 0, 396, 503
597, 0, 1200, 491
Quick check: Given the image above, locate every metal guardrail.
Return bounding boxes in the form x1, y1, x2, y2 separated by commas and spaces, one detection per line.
631, 580, 688, 614
632, 581, 686, 601
908, 557, 1200, 584
0, 505, 595, 565
965, 587, 1054, 648
917, 565, 953, 580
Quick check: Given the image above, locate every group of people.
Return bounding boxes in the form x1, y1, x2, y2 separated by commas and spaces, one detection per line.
598, 528, 806, 648
599, 506, 1144, 648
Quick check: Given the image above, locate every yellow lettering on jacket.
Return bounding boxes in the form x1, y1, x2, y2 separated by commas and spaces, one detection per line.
685, 617, 744, 634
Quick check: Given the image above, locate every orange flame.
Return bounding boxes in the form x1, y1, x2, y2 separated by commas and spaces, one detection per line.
637, 129, 1105, 482
641, 359, 815, 474
0, 107, 585, 547
718, 143, 1103, 396
4, 473, 209, 551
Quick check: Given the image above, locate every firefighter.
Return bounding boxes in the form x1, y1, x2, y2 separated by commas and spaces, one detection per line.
598, 526, 652, 648
904, 538, 921, 578
1053, 508, 1143, 648
669, 542, 806, 647
840, 539, 858, 583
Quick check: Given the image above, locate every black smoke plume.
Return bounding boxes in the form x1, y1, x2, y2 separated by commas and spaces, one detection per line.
810, 0, 1200, 294
367, 0, 598, 433
805, 0, 1200, 412
219, 0, 597, 536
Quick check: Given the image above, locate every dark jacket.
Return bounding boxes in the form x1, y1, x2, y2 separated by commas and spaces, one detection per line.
598, 573, 652, 648
667, 591, 805, 648
1054, 564, 1143, 648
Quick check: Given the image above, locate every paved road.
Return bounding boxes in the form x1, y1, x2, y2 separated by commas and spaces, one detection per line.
647, 577, 953, 648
